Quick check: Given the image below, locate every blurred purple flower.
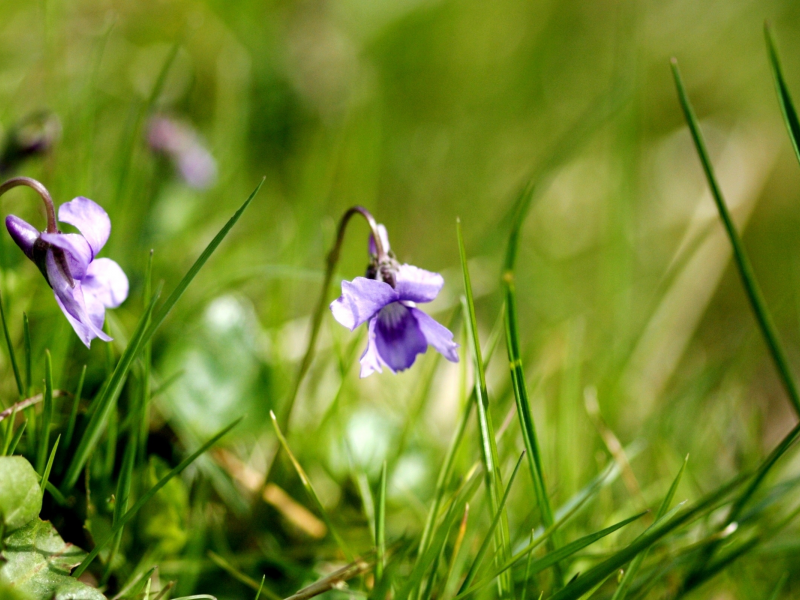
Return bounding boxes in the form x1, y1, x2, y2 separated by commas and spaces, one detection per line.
6, 196, 128, 347
330, 225, 458, 377
148, 115, 217, 189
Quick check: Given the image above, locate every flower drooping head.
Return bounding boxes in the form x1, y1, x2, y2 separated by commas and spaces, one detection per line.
330, 211, 458, 377
2, 177, 129, 347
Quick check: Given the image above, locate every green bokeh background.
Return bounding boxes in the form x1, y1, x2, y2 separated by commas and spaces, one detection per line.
2, 0, 800, 597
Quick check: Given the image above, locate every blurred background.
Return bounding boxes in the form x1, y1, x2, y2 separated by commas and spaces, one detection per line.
2, 0, 800, 597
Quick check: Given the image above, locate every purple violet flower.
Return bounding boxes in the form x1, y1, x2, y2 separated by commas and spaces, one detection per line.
330, 224, 458, 377
3, 178, 128, 347
148, 115, 217, 190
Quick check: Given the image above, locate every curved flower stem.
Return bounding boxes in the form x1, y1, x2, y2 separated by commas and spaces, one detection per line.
276, 205, 384, 435
0, 177, 58, 233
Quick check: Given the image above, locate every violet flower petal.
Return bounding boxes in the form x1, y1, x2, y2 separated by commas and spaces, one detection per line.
330, 277, 397, 331
82, 258, 129, 308
359, 318, 384, 378
46, 251, 110, 346
5, 215, 39, 260
368, 224, 391, 256
395, 264, 444, 304
374, 302, 428, 372
57, 197, 110, 257
40, 232, 92, 280
411, 307, 459, 362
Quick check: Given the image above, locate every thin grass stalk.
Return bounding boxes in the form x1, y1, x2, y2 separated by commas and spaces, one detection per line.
22, 312, 30, 396
35, 349, 53, 474
671, 58, 800, 417
269, 410, 353, 561
376, 460, 387, 583
102, 427, 138, 584
138, 249, 154, 466
503, 276, 560, 583
1, 403, 18, 455
456, 219, 511, 594
611, 455, 688, 600
7, 419, 25, 455
73, 417, 241, 577
765, 23, 800, 166
459, 451, 525, 594
0, 286, 23, 399
63, 365, 86, 452
39, 434, 59, 501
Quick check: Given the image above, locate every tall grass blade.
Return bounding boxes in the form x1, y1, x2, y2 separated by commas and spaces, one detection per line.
72, 417, 241, 577
503, 267, 559, 580
0, 286, 23, 399
22, 312, 30, 395
36, 349, 53, 473
269, 410, 352, 560
765, 23, 800, 166
456, 218, 510, 590
671, 58, 800, 417
456, 513, 645, 600
63, 365, 86, 452
39, 434, 59, 501
139, 249, 154, 465
459, 451, 525, 594
7, 418, 25, 455
611, 455, 688, 600
62, 287, 161, 491
102, 426, 137, 584
376, 460, 387, 582
145, 178, 263, 341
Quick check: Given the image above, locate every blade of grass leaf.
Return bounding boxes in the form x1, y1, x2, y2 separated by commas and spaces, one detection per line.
503, 269, 560, 583
1, 403, 17, 455
7, 418, 25, 455
270, 410, 353, 561
457, 219, 510, 591
547, 470, 748, 600
36, 349, 53, 473
455, 513, 645, 600
63, 365, 86, 451
73, 417, 241, 577
62, 285, 162, 491
207, 550, 280, 599
440, 503, 469, 600
39, 434, 59, 500
138, 249, 154, 466
765, 23, 800, 166
671, 58, 800, 417
145, 179, 262, 341
376, 460, 387, 582
611, 455, 688, 600
0, 286, 23, 399
22, 312, 30, 396
102, 425, 137, 584
459, 451, 526, 594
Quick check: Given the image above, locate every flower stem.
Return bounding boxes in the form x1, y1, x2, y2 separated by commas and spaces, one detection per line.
277, 205, 383, 434
0, 177, 58, 233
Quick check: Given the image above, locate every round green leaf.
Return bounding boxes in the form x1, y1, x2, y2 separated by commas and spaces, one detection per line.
0, 457, 41, 533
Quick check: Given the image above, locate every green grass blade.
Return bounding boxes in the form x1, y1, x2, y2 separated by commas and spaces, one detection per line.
0, 286, 23, 399
7, 418, 26, 455
144, 178, 262, 342
139, 249, 154, 466
270, 410, 353, 561
456, 219, 509, 587
456, 513, 645, 600
548, 470, 747, 600
1, 403, 18, 455
459, 451, 525, 593
62, 287, 161, 491
102, 424, 137, 584
766, 572, 788, 600
36, 349, 53, 473
23, 312, 30, 396
39, 434, 59, 500
63, 364, 86, 451
72, 417, 241, 577
611, 455, 688, 600
765, 23, 800, 166
671, 58, 800, 417
376, 460, 387, 582
503, 270, 559, 580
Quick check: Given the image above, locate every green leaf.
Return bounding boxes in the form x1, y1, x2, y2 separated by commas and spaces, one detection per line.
765, 23, 800, 167
0, 456, 41, 532
72, 418, 240, 577
0, 518, 105, 599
